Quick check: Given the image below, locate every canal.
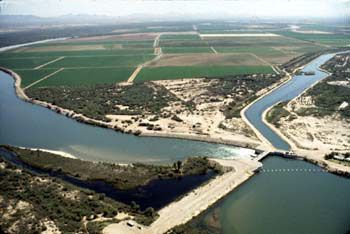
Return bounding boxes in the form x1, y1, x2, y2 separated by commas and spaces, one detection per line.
244, 53, 336, 150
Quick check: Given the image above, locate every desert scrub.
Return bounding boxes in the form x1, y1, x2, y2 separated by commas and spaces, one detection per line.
266, 102, 290, 127
26, 82, 184, 121
0, 154, 152, 234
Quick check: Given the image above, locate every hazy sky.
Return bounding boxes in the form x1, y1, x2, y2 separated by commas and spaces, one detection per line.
1, 0, 349, 18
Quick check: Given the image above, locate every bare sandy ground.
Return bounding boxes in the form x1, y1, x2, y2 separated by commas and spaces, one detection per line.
107, 78, 263, 149
274, 96, 350, 169
17, 146, 77, 159
103, 157, 262, 234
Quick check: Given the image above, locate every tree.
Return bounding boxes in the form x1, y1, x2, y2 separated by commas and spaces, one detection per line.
130, 201, 140, 211
144, 207, 156, 218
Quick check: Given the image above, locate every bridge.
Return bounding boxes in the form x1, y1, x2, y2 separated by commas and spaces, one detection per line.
251, 150, 298, 162
260, 168, 327, 173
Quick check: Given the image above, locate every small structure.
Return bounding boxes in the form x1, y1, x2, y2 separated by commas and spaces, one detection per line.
334, 155, 345, 161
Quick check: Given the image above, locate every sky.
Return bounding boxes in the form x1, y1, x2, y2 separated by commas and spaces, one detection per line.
1, 0, 349, 19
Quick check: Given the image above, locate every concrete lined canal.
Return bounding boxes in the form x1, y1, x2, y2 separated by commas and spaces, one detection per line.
244, 53, 337, 151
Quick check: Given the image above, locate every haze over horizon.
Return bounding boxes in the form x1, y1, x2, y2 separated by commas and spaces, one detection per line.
1, 0, 349, 20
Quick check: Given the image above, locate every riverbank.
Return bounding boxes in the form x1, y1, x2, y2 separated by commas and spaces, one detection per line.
0, 149, 154, 234
17, 146, 77, 159
103, 157, 262, 234
0, 67, 265, 152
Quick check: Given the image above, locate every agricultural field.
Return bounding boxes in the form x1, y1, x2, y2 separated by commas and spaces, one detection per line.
29, 67, 136, 88
0, 22, 347, 91
136, 66, 274, 81
162, 47, 212, 54
0, 57, 58, 69
14, 69, 57, 88
43, 55, 154, 68
277, 31, 350, 47
147, 53, 265, 67
160, 34, 201, 40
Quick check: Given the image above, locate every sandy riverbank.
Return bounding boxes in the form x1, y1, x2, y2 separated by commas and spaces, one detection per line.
103, 157, 262, 234
17, 146, 77, 159
0, 67, 266, 151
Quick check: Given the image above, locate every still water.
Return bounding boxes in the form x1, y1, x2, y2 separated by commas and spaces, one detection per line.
193, 157, 350, 234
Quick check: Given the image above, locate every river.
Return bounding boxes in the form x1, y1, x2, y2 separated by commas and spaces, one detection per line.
0, 72, 251, 163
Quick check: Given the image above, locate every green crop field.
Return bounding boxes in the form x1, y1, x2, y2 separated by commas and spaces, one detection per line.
160, 34, 201, 40
0, 49, 155, 59
214, 47, 284, 56
44, 55, 154, 68
277, 31, 350, 47
30, 40, 155, 47
0, 57, 59, 69
162, 47, 213, 54
29, 67, 135, 88
13, 69, 57, 87
209, 36, 307, 46
159, 40, 209, 48
136, 65, 274, 81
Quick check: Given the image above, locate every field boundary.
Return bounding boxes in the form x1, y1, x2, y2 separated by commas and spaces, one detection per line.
127, 65, 143, 83
24, 68, 64, 90
34, 56, 65, 70
210, 46, 218, 54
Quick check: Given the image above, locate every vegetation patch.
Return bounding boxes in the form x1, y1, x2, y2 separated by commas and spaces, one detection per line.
9, 146, 221, 191
266, 102, 291, 127
295, 53, 350, 118
0, 151, 152, 234
27, 82, 184, 121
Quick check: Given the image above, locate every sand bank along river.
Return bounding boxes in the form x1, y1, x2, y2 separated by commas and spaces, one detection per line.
0, 71, 250, 163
